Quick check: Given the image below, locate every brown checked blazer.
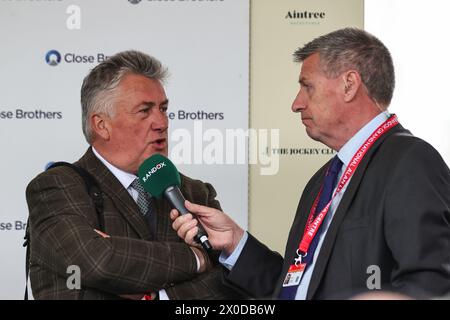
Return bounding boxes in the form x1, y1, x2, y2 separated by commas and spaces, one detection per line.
26, 147, 242, 300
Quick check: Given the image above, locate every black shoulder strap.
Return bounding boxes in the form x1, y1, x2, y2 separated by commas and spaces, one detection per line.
24, 161, 104, 300
48, 162, 104, 227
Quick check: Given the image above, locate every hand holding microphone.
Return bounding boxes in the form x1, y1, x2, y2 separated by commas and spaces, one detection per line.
171, 200, 245, 256
138, 154, 212, 251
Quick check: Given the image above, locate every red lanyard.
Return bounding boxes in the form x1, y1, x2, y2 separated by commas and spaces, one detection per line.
296, 114, 399, 260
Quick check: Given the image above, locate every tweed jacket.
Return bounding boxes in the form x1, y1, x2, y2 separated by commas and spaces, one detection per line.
26, 148, 241, 299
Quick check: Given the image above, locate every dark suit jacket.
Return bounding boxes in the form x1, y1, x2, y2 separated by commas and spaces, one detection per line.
26, 148, 241, 299
226, 125, 450, 299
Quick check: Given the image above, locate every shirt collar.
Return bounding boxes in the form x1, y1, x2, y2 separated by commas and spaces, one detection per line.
338, 111, 390, 166
92, 147, 137, 190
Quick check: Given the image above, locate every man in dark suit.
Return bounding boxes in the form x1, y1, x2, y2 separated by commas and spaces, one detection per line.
171, 28, 450, 299
26, 50, 241, 299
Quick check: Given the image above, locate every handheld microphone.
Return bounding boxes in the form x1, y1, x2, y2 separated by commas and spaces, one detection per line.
138, 154, 212, 251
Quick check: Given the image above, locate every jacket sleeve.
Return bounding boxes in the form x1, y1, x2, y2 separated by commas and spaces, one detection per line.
26, 168, 199, 296
223, 233, 283, 298
200, 182, 284, 298
385, 139, 450, 298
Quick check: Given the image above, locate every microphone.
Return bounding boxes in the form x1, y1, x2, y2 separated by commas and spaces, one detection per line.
138, 154, 212, 251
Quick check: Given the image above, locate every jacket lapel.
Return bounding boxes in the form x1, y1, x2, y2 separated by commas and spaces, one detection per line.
271, 165, 328, 298
77, 148, 152, 240
306, 125, 407, 299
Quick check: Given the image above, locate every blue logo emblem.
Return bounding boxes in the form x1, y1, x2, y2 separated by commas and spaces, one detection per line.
46, 50, 61, 66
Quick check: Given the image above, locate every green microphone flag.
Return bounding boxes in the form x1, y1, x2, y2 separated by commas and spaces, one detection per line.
137, 153, 213, 251
138, 153, 181, 198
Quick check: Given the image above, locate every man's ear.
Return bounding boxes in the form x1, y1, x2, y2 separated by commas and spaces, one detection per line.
341, 70, 362, 102
91, 113, 111, 141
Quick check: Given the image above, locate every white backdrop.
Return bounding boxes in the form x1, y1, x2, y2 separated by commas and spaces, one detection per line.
0, 0, 248, 299
365, 0, 450, 166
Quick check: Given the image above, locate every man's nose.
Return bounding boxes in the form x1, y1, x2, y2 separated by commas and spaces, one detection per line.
291, 90, 306, 113
151, 109, 168, 131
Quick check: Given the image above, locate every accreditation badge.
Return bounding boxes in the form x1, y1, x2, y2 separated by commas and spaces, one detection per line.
282, 263, 306, 287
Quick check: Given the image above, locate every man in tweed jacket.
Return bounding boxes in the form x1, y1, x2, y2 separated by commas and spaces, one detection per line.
25, 50, 241, 300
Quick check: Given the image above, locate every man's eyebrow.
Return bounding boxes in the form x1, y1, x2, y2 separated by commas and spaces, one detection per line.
141, 101, 156, 108
140, 99, 169, 108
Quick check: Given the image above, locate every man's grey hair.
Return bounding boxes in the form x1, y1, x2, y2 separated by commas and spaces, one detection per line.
81, 50, 168, 143
293, 28, 395, 107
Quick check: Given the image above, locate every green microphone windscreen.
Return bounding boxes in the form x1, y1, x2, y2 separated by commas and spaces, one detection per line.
138, 154, 181, 198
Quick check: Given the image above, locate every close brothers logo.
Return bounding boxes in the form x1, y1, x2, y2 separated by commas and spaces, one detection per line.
45, 50, 110, 66
142, 162, 166, 182
46, 50, 61, 66
0, 221, 27, 232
